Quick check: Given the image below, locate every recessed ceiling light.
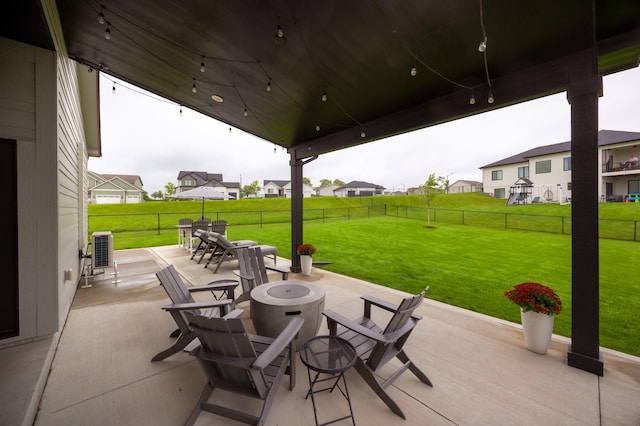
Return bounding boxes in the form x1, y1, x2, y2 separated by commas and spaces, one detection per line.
211, 95, 224, 103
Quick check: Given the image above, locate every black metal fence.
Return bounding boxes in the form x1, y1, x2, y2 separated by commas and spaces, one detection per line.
88, 205, 638, 242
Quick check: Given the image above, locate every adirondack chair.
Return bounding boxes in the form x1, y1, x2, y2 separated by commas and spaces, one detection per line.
184, 309, 304, 425
233, 246, 290, 304
322, 287, 432, 419
152, 265, 238, 362
195, 231, 258, 265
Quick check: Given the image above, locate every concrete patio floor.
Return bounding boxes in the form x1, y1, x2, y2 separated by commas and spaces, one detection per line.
2, 245, 640, 425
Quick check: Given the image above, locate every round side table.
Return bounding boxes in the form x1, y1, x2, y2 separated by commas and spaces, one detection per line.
299, 335, 357, 426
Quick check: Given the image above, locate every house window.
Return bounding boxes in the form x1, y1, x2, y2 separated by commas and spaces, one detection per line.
184, 179, 193, 186
563, 157, 571, 171
518, 166, 529, 178
629, 180, 640, 194
567, 182, 572, 190
491, 170, 503, 181
494, 188, 505, 198
535, 160, 551, 174
267, 188, 274, 194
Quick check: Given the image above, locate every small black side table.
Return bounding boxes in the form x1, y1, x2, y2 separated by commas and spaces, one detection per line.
299, 335, 357, 426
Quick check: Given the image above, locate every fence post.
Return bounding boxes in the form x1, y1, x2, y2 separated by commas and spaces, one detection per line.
260, 211, 263, 228
635, 220, 637, 242
562, 216, 565, 235
157, 213, 161, 235
504, 213, 507, 229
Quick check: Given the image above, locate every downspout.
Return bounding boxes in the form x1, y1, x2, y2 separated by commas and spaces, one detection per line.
290, 152, 317, 273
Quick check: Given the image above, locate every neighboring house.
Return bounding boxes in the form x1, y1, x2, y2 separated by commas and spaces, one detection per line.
448, 179, 482, 194
176, 171, 240, 199
480, 130, 640, 203
316, 184, 340, 197
263, 180, 314, 198
333, 181, 385, 197
88, 171, 144, 204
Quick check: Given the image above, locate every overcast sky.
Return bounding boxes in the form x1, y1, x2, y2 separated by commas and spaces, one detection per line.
90, 67, 640, 195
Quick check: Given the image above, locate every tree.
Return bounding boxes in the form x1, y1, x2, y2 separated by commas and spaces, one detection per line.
164, 182, 176, 196
241, 180, 261, 198
319, 179, 332, 187
332, 178, 345, 186
303, 177, 312, 186
419, 173, 445, 227
150, 190, 164, 200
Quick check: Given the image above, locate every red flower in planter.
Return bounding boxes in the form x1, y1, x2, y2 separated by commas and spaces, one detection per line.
296, 243, 317, 256
504, 282, 563, 316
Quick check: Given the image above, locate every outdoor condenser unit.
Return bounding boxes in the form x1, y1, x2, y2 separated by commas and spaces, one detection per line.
92, 231, 114, 268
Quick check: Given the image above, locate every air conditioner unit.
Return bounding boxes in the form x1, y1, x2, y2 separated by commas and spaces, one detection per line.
92, 231, 114, 268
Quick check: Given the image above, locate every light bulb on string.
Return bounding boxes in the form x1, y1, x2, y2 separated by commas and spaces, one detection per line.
274, 16, 286, 45
478, 37, 487, 53
315, 122, 320, 131
267, 80, 272, 92
410, 65, 417, 77
360, 131, 366, 138
104, 25, 111, 40
98, 9, 105, 25
200, 57, 205, 73
192, 79, 197, 93
488, 93, 494, 104
321, 89, 327, 102
243, 108, 248, 117
469, 95, 476, 105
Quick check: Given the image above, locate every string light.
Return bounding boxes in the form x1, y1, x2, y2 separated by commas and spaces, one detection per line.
191, 79, 197, 93
104, 25, 111, 40
98, 8, 105, 25
200, 57, 205, 73
360, 131, 366, 138
488, 93, 494, 103
267, 80, 272, 92
321, 89, 327, 102
315, 122, 320, 131
469, 94, 476, 105
478, 37, 487, 52
274, 16, 286, 45
243, 108, 248, 116
410, 65, 417, 77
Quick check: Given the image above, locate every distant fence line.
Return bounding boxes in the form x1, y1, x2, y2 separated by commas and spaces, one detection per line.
88, 205, 639, 242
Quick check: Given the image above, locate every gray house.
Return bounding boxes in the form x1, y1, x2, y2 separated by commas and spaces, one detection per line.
177, 171, 240, 200
333, 181, 385, 197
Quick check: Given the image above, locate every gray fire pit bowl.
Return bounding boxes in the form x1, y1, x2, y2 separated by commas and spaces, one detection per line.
250, 280, 325, 350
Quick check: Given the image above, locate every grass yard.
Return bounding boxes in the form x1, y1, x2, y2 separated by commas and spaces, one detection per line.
89, 193, 640, 356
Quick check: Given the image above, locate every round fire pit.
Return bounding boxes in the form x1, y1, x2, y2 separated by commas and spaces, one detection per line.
250, 280, 325, 350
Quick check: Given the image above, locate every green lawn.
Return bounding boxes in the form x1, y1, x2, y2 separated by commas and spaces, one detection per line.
89, 193, 640, 356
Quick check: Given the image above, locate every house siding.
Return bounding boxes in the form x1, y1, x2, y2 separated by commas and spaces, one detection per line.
0, 37, 59, 343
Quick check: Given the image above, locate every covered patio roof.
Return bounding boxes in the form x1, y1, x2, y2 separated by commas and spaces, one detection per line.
6, 1, 640, 158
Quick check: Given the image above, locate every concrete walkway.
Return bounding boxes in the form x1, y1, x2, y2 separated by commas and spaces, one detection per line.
2, 246, 639, 425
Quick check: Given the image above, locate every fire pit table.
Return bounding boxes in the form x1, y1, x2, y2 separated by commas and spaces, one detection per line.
250, 280, 325, 350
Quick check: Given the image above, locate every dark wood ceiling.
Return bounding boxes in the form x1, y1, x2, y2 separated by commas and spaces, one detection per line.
6, 1, 640, 159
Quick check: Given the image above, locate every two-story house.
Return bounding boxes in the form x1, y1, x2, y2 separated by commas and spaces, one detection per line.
88, 171, 145, 204
333, 181, 385, 197
263, 180, 314, 198
177, 171, 240, 200
481, 130, 640, 203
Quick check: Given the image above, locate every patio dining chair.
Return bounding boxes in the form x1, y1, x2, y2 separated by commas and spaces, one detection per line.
152, 265, 238, 362
322, 286, 432, 419
184, 309, 304, 425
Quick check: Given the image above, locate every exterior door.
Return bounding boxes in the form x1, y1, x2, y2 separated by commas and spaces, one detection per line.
0, 139, 18, 339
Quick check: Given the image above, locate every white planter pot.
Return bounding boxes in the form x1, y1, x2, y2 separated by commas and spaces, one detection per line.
300, 255, 312, 276
520, 309, 554, 354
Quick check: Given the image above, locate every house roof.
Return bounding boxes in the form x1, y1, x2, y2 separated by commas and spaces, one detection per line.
480, 129, 640, 168
15, 1, 639, 161
451, 179, 482, 186
336, 181, 385, 190
263, 180, 290, 188
177, 171, 223, 182
90, 172, 143, 189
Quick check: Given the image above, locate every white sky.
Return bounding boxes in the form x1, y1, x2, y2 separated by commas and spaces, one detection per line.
90, 67, 640, 195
